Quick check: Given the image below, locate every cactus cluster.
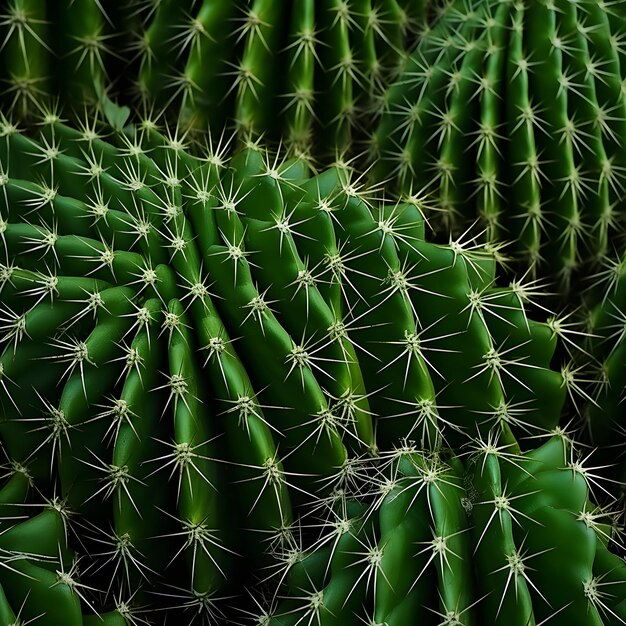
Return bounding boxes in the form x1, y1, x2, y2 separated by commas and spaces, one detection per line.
0, 0, 428, 160
0, 0, 626, 624
0, 113, 618, 623
371, 0, 626, 288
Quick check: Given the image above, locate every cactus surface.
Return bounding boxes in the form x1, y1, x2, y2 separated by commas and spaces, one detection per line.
0, 113, 618, 623
1, 0, 626, 623
0, 0, 430, 161
261, 436, 626, 626
557, 254, 626, 499
372, 0, 626, 288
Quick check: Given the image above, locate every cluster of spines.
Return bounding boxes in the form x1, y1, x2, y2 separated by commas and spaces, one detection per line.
0, 0, 429, 161
371, 0, 626, 289
0, 109, 605, 622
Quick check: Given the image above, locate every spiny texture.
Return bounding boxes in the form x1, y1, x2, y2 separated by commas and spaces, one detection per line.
371, 0, 626, 290
0, 112, 585, 623
558, 253, 626, 497
258, 436, 626, 626
0, 0, 429, 161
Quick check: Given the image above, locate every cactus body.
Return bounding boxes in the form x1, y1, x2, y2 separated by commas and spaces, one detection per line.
372, 0, 626, 288
0, 113, 610, 623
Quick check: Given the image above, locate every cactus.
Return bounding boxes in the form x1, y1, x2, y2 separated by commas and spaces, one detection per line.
0, 111, 609, 622
0, 0, 430, 161
254, 435, 626, 626
371, 0, 626, 289
0, 1, 625, 623
555, 252, 626, 498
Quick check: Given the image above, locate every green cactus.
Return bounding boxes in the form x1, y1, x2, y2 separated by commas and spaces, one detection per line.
557, 252, 626, 497
0, 111, 604, 622
0, 1, 625, 624
257, 435, 626, 626
0, 0, 430, 161
371, 0, 626, 290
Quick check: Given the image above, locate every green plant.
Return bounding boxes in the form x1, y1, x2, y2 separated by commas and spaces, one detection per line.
0, 0, 429, 160
556, 252, 626, 496
0, 112, 593, 623
371, 0, 626, 289
259, 435, 626, 626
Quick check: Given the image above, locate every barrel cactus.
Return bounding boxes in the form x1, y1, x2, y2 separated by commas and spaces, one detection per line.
0, 0, 430, 161
0, 111, 616, 623
371, 0, 626, 289
258, 435, 626, 625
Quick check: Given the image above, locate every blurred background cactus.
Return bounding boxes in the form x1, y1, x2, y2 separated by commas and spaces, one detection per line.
371, 0, 626, 291
0, 0, 430, 161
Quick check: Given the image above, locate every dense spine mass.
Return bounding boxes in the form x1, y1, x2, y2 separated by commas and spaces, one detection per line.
0, 113, 621, 623
371, 0, 626, 288
0, 0, 429, 161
